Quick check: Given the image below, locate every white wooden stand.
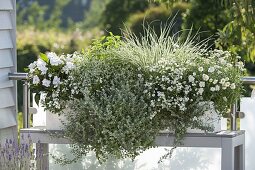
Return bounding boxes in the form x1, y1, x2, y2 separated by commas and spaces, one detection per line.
20, 128, 245, 170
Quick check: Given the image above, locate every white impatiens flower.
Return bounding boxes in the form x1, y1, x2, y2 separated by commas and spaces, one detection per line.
28, 62, 36, 73
230, 83, 236, 89
188, 75, 195, 83
37, 58, 48, 75
32, 75, 40, 84
198, 67, 203, 72
202, 74, 209, 81
47, 52, 63, 66
199, 81, 205, 88
53, 76, 61, 86
42, 79, 51, 87
208, 67, 215, 73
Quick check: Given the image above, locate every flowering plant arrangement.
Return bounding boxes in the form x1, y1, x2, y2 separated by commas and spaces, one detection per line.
28, 27, 245, 164
27, 52, 82, 113
0, 134, 42, 170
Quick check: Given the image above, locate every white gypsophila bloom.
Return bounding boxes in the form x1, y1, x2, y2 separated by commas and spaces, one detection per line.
62, 62, 75, 74
215, 85, 220, 91
32, 75, 40, 84
199, 81, 205, 88
224, 82, 230, 87
52, 76, 61, 86
188, 75, 195, 83
230, 83, 236, 89
213, 80, 218, 84
220, 78, 225, 84
219, 58, 227, 65
210, 87, 216, 92
202, 74, 209, 81
37, 58, 48, 74
198, 88, 204, 95
208, 67, 215, 73
42, 79, 51, 87
47, 52, 63, 66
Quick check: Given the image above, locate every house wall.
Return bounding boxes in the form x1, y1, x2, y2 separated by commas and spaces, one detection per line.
0, 0, 17, 143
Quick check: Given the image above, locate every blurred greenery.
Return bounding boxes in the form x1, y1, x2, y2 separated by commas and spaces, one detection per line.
126, 3, 189, 37
182, 0, 230, 47
16, 0, 255, 113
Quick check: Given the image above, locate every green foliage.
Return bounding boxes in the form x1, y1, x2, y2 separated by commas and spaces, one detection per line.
182, 0, 230, 47
216, 1, 255, 67
126, 3, 189, 37
101, 0, 150, 35
17, 0, 70, 30
82, 0, 111, 29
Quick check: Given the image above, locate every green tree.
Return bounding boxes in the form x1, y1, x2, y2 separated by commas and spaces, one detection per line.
183, 0, 230, 47
101, 0, 150, 35
153, 0, 255, 63
126, 3, 189, 37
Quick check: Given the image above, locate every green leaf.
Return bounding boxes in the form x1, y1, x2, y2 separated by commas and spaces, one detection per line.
39, 53, 49, 63
34, 93, 41, 106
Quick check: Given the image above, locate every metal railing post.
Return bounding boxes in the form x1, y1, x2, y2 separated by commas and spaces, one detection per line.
9, 72, 29, 128
230, 102, 237, 130
22, 81, 29, 128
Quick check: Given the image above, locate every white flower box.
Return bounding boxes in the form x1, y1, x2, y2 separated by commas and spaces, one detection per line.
32, 94, 66, 130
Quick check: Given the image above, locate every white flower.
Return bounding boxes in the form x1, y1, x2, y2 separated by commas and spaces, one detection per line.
202, 74, 209, 81
213, 80, 218, 84
215, 85, 220, 91
198, 88, 204, 95
224, 82, 230, 87
28, 62, 36, 73
208, 67, 215, 73
220, 78, 225, 84
47, 52, 63, 66
62, 62, 75, 74
210, 87, 216, 92
230, 83, 236, 89
52, 76, 61, 86
37, 58, 48, 75
42, 79, 51, 87
199, 81, 205, 87
198, 67, 203, 72
223, 97, 228, 102
32, 75, 40, 84
188, 75, 195, 83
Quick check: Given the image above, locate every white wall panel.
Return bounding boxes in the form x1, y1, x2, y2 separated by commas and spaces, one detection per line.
0, 88, 15, 108
0, 11, 12, 29
0, 49, 13, 68
0, 68, 14, 89
0, 30, 13, 49
0, 0, 13, 10
0, 107, 16, 128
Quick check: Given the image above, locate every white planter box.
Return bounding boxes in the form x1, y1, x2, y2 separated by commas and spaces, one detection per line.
32, 94, 66, 130
32, 94, 225, 132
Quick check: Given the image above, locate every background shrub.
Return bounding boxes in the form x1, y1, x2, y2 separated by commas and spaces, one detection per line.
126, 3, 189, 37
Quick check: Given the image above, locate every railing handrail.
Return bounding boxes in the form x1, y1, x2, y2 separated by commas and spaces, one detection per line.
241, 76, 255, 84
9, 72, 30, 128
8, 72, 28, 80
